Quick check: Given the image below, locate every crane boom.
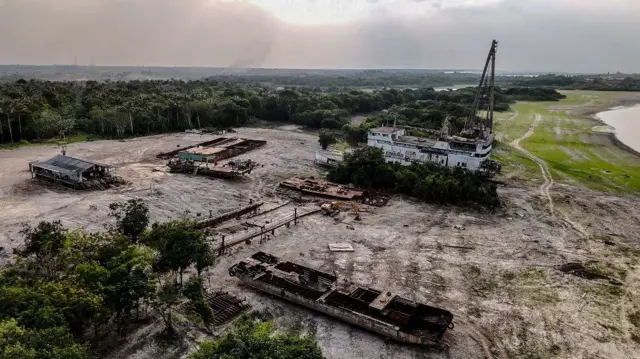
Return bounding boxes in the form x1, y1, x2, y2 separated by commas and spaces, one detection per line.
465, 40, 498, 134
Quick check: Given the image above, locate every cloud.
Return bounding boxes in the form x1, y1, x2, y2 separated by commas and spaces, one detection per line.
0, 0, 638, 72
0, 0, 281, 67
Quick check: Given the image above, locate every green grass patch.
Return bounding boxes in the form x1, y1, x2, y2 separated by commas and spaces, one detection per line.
519, 268, 548, 282
492, 141, 541, 181
494, 92, 640, 192
583, 282, 625, 301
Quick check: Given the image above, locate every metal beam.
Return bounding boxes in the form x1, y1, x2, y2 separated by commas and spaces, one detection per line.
489, 40, 498, 133
465, 40, 498, 132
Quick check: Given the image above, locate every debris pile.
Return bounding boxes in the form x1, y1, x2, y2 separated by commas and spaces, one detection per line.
362, 192, 391, 207
227, 159, 259, 172
167, 158, 195, 174
321, 201, 361, 220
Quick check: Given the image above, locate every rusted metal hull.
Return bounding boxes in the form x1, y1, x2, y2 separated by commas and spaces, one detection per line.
157, 137, 229, 159
229, 252, 454, 345
279, 177, 364, 200
233, 272, 426, 344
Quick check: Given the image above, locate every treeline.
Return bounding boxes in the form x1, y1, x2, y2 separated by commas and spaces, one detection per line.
0, 67, 519, 88
512, 74, 640, 91
204, 71, 502, 89
328, 147, 500, 208
0, 80, 466, 144
502, 87, 567, 101
0, 199, 321, 358
0, 78, 566, 145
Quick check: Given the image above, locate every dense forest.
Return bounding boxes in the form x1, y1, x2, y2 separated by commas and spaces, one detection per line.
0, 66, 517, 87
0, 199, 319, 359
328, 147, 500, 208
0, 78, 565, 145
512, 74, 640, 91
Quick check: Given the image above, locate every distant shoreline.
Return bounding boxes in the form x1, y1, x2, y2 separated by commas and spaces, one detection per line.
595, 104, 640, 157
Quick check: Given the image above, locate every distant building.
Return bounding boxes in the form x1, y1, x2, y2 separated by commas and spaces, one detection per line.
366, 126, 494, 172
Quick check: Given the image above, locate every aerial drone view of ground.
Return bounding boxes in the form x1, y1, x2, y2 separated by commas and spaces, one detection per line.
1, 91, 640, 359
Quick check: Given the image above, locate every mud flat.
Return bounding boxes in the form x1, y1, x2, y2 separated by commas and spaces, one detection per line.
2, 127, 640, 359
597, 105, 640, 153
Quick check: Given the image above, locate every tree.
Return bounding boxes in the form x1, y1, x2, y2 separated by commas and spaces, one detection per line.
108, 199, 149, 243
19, 221, 67, 261
328, 147, 500, 208
153, 277, 181, 334
0, 319, 94, 359
194, 242, 216, 278
100, 245, 156, 335
182, 277, 214, 326
189, 316, 324, 359
30, 107, 73, 141
144, 220, 209, 285
318, 130, 336, 150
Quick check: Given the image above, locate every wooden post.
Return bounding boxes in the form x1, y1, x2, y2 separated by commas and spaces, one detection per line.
294, 208, 298, 225
219, 235, 225, 256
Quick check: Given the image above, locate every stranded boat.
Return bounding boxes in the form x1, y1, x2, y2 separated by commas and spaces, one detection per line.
229, 252, 454, 345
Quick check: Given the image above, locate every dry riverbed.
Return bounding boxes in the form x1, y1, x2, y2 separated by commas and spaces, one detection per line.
1, 128, 640, 359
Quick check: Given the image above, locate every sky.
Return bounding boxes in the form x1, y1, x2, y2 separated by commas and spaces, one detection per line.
0, 0, 639, 73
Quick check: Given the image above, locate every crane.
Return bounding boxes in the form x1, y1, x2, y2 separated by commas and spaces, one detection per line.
464, 40, 498, 136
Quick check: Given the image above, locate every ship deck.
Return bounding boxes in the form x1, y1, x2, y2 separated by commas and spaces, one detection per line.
229, 252, 454, 344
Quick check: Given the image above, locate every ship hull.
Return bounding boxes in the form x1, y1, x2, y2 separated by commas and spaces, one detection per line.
233, 272, 428, 344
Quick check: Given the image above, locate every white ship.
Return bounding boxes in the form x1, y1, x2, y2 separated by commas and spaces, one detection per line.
367, 124, 494, 171
367, 40, 501, 174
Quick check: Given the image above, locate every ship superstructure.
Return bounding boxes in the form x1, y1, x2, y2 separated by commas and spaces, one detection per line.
367, 125, 494, 170
367, 40, 500, 173
229, 252, 454, 345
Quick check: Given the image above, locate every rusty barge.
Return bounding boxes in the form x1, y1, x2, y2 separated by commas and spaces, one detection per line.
229, 252, 454, 345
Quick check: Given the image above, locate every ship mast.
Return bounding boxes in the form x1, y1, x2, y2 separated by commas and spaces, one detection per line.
464, 40, 498, 134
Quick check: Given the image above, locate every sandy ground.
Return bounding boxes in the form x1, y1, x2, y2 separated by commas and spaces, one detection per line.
1, 128, 640, 359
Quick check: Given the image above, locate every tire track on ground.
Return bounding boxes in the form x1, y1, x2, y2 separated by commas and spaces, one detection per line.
510, 114, 554, 214
508, 113, 589, 238
456, 320, 508, 359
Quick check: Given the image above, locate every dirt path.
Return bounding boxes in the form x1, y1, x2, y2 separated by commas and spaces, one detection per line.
510, 114, 554, 214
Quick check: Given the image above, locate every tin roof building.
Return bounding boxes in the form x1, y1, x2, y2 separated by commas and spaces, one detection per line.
29, 155, 119, 189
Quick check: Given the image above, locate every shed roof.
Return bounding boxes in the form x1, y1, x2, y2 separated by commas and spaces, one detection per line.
31, 155, 113, 177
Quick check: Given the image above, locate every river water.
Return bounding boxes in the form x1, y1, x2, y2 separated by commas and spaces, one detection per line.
597, 105, 640, 153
